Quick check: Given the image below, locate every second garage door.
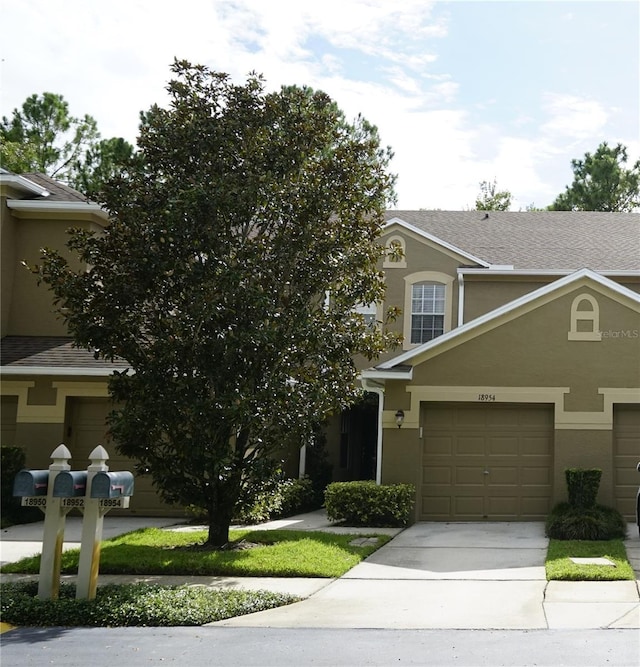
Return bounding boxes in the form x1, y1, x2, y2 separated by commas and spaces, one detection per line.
613, 404, 640, 522
421, 403, 553, 521
66, 397, 183, 517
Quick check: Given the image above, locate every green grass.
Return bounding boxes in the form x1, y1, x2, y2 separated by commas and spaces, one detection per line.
1, 527, 392, 578
0, 580, 299, 627
545, 539, 636, 581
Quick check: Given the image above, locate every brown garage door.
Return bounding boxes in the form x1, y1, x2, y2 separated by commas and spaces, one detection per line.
421, 403, 553, 521
613, 405, 640, 522
67, 397, 181, 517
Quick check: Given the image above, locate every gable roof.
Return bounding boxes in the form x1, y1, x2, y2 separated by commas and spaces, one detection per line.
365, 268, 640, 375
385, 210, 640, 271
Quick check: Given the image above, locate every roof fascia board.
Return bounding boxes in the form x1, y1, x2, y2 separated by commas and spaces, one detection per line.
379, 268, 640, 369
0, 366, 123, 377
7, 200, 109, 221
0, 173, 51, 198
361, 367, 413, 381
459, 268, 640, 277
384, 217, 491, 268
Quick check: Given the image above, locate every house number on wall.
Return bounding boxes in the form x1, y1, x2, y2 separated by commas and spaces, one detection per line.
477, 394, 496, 402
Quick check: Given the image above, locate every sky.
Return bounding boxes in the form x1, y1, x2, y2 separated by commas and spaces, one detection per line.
0, 0, 638, 211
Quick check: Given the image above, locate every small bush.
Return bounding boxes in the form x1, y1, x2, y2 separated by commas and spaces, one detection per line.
324, 481, 415, 527
1, 446, 42, 527
546, 502, 627, 540
565, 468, 602, 509
278, 477, 317, 517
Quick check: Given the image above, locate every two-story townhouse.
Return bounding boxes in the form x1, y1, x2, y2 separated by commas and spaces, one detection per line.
2, 171, 639, 523
349, 211, 639, 524
0, 170, 180, 516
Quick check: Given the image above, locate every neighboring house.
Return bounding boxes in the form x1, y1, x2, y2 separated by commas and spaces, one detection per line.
2, 172, 639, 522
0, 170, 181, 516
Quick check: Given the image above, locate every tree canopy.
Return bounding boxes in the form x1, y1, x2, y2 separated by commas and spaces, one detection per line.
1, 92, 134, 196
34, 60, 399, 547
475, 179, 512, 211
550, 141, 640, 212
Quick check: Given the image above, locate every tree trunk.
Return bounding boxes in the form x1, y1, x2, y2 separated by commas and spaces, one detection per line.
207, 509, 232, 548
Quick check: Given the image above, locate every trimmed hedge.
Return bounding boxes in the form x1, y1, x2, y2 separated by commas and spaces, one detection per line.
565, 468, 602, 509
546, 502, 627, 540
324, 481, 415, 527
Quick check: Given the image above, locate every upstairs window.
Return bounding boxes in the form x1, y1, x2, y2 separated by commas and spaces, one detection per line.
411, 283, 445, 344
355, 302, 378, 328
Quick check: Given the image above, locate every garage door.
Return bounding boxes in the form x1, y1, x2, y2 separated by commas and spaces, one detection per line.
613, 405, 640, 522
421, 403, 553, 521
67, 398, 181, 517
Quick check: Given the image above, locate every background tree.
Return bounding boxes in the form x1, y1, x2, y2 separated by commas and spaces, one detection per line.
34, 61, 399, 548
550, 141, 640, 212
70, 137, 136, 197
1, 92, 134, 195
475, 178, 512, 211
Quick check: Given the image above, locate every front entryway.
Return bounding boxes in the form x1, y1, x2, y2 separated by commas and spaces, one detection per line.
420, 402, 553, 521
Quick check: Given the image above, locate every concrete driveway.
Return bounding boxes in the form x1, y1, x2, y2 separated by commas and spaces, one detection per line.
216, 522, 640, 630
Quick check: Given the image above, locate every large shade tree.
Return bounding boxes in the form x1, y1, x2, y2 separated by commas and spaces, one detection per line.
34, 61, 399, 547
550, 141, 640, 212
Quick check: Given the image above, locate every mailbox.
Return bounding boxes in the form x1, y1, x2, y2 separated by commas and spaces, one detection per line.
52, 471, 88, 498
90, 471, 134, 498
13, 470, 49, 497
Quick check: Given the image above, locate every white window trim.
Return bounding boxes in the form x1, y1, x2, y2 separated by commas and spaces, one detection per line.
403, 271, 454, 350
568, 293, 602, 341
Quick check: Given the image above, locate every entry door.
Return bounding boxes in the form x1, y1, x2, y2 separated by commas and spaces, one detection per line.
421, 403, 553, 521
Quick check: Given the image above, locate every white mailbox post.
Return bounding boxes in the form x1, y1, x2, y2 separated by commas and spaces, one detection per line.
38, 445, 71, 600
76, 445, 109, 600
13, 444, 134, 601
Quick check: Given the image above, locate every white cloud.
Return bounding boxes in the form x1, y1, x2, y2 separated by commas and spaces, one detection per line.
541, 93, 609, 140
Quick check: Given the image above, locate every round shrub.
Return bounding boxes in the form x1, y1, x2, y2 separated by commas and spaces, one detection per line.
546, 502, 627, 540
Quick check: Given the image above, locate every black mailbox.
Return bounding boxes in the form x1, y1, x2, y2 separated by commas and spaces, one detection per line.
90, 471, 134, 498
52, 471, 88, 498
13, 470, 49, 497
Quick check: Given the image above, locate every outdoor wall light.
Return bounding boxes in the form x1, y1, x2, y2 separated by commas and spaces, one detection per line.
395, 409, 405, 428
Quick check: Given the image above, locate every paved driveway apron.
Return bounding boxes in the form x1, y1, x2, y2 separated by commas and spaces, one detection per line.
216, 522, 640, 630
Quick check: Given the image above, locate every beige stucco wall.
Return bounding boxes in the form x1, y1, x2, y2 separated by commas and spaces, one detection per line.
378, 281, 640, 516
463, 278, 550, 322
553, 429, 614, 505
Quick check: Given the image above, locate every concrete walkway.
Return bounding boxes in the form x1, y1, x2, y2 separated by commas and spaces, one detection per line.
1, 512, 639, 630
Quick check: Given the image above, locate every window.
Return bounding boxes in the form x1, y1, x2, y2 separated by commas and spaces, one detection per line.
411, 283, 445, 343
355, 302, 377, 328
403, 271, 454, 349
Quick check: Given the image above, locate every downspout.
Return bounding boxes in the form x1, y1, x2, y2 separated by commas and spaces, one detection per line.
457, 272, 465, 327
361, 378, 385, 485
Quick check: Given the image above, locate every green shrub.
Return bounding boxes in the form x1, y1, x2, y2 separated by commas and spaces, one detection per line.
277, 477, 317, 517
324, 481, 415, 527
1, 446, 42, 527
565, 468, 602, 509
0, 580, 297, 627
546, 502, 627, 540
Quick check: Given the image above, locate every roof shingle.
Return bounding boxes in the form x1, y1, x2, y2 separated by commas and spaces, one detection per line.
386, 210, 640, 271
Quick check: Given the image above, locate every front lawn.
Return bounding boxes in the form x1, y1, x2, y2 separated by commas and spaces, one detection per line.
545, 539, 636, 581
1, 527, 392, 578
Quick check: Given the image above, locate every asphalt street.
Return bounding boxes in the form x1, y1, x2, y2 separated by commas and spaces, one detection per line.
1, 626, 638, 666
